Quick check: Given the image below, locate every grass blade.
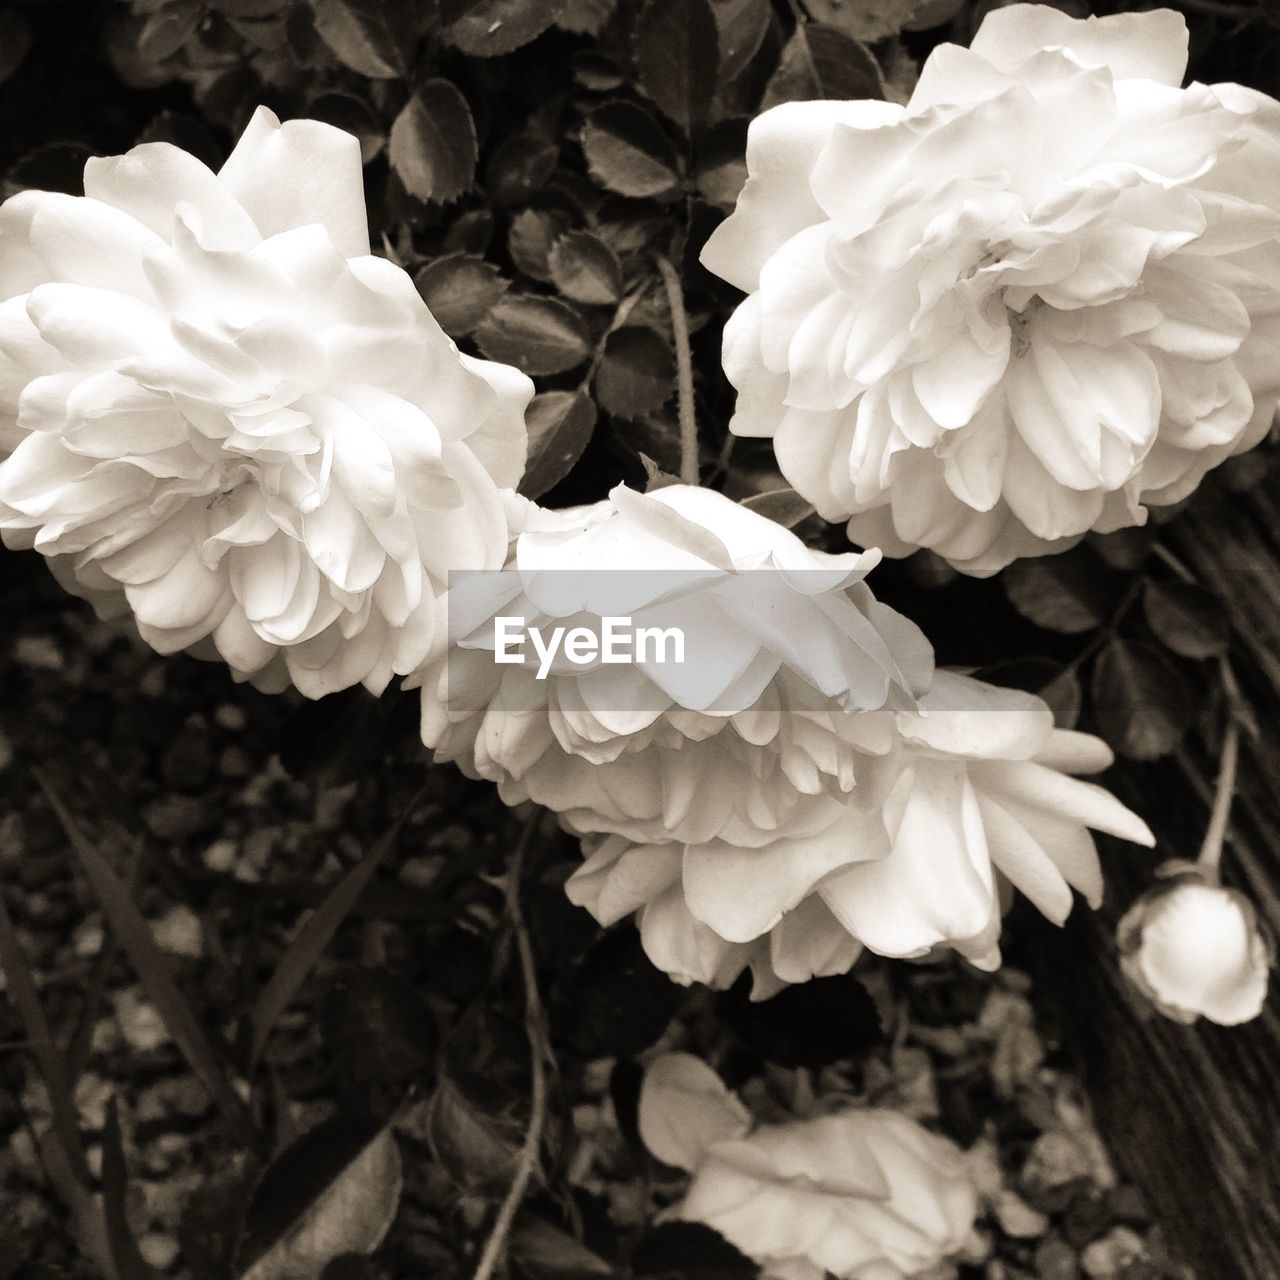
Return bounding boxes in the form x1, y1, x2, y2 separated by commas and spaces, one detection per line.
0, 890, 90, 1184
102, 1098, 160, 1280
35, 769, 258, 1147
247, 786, 425, 1071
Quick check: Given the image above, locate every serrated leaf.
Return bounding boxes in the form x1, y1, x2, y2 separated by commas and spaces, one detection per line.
762, 22, 883, 108
695, 118, 748, 212
1041, 665, 1083, 729
557, 0, 617, 34
549, 231, 622, 304
805, 0, 922, 40
486, 135, 560, 207
239, 1121, 402, 1280
581, 101, 682, 200
521, 391, 598, 499
740, 487, 814, 529
414, 253, 509, 338
595, 326, 675, 418
713, 0, 772, 82
475, 295, 593, 376
440, 0, 566, 55
309, 0, 416, 78
1143, 580, 1229, 661
634, 0, 719, 135
1091, 639, 1194, 761
509, 207, 571, 282
1004, 554, 1117, 635
389, 81, 477, 203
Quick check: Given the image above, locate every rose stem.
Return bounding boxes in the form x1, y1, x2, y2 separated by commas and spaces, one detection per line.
655, 254, 699, 485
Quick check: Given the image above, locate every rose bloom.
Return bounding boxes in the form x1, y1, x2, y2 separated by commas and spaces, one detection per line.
1118, 870, 1270, 1025
702, 6, 1280, 573
0, 106, 532, 696
414, 482, 932, 847
569, 672, 1154, 996
638, 1053, 977, 1280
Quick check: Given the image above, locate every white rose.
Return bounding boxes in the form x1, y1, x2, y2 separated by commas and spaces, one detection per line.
638, 1054, 978, 1280
0, 106, 532, 696
568, 672, 1154, 996
1118, 871, 1270, 1025
701, 6, 1280, 573
414, 482, 932, 847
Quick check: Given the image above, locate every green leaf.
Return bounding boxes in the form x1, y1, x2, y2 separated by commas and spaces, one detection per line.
1004, 554, 1118, 635
521, 390, 598, 499
762, 22, 883, 108
595, 325, 675, 418
1091, 639, 1194, 761
581, 101, 682, 200
740, 487, 815, 529
308, 0, 417, 78
508, 207, 571, 282
239, 1120, 402, 1280
136, 1, 202, 62
510, 1214, 614, 1278
102, 1100, 159, 1280
440, 0, 567, 55
1143, 580, 1229, 660
804, 0, 922, 41
389, 80, 477, 203
712, 0, 772, 83
634, 0, 720, 135
486, 135, 560, 208
425, 1073, 526, 1193
414, 252, 510, 338
475, 295, 593, 376
557, 0, 617, 34
36, 773, 257, 1146
548, 231, 622, 305
247, 794, 421, 1069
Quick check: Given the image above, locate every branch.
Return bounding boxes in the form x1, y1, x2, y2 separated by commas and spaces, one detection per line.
472, 812, 551, 1280
654, 255, 699, 485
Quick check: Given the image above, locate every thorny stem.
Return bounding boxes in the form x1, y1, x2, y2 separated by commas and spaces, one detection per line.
654, 255, 700, 485
472, 811, 551, 1280
1198, 699, 1241, 875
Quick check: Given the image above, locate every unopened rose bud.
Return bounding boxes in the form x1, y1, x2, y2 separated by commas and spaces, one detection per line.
1118, 871, 1270, 1026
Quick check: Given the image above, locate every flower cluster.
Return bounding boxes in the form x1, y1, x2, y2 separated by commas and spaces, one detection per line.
0, 107, 531, 696
638, 1053, 979, 1280
5, 5, 1272, 1029
702, 5, 1280, 573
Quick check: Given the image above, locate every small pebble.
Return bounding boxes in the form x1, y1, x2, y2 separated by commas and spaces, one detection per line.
139, 1233, 180, 1270
152, 904, 203, 958
16, 636, 64, 671
203, 837, 239, 873
113, 987, 171, 1053
214, 704, 247, 731
1082, 1226, 1147, 1278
